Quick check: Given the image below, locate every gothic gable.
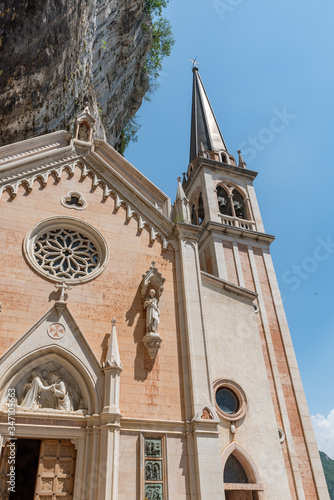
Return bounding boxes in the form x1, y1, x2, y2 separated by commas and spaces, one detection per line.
0, 131, 174, 249
0, 303, 103, 414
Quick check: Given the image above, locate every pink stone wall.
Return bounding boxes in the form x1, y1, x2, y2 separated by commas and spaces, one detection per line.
0, 167, 184, 421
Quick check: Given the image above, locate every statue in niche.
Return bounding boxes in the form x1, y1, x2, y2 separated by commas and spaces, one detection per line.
144, 289, 160, 333
18, 369, 83, 411
78, 122, 90, 142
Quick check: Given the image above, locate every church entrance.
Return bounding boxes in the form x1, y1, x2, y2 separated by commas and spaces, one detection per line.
0, 438, 76, 499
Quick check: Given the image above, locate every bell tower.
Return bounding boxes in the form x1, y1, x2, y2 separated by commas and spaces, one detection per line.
183, 66, 267, 280
179, 66, 329, 499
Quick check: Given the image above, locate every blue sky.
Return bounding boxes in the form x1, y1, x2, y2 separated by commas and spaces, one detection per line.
125, 0, 334, 456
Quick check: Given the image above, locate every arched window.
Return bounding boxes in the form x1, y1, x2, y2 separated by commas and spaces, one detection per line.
224, 454, 249, 484
222, 446, 263, 500
221, 152, 228, 164
217, 185, 232, 216
198, 193, 205, 225
189, 193, 205, 226
232, 190, 246, 219
191, 204, 197, 225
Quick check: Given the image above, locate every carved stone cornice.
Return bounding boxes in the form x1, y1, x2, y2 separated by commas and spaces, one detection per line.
0, 139, 180, 252
183, 156, 258, 195
198, 221, 275, 245
0, 151, 80, 197
173, 221, 201, 242
0, 131, 73, 166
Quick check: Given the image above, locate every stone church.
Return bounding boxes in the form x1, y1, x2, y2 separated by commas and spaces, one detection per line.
0, 67, 329, 499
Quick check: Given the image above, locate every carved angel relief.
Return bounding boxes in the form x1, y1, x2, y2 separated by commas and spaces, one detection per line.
14, 366, 86, 412
141, 262, 165, 360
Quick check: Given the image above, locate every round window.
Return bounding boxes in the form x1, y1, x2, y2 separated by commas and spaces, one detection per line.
213, 379, 247, 421
23, 216, 109, 284
216, 388, 239, 414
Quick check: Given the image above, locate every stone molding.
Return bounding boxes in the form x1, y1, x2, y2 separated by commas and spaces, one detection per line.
0, 130, 73, 165
183, 156, 258, 195
201, 271, 257, 301
198, 220, 275, 245
0, 149, 176, 252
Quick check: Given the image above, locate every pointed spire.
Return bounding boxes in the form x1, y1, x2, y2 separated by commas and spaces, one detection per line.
190, 67, 228, 162
237, 149, 247, 169
104, 318, 122, 370
174, 176, 190, 223
176, 176, 186, 200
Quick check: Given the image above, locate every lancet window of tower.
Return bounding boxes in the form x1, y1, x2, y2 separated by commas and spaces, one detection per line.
198, 193, 205, 224
216, 185, 248, 221
217, 186, 232, 216
233, 190, 246, 219
190, 192, 205, 225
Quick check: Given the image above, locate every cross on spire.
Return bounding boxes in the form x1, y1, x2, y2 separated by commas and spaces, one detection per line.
55, 281, 71, 302
188, 58, 200, 68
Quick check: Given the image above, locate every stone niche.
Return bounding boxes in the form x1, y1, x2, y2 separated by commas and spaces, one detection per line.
141, 262, 166, 360
6, 360, 86, 413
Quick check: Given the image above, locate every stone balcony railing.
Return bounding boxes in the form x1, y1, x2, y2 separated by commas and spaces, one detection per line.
218, 213, 256, 231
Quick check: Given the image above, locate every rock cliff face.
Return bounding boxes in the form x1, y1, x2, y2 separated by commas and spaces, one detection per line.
0, 0, 152, 146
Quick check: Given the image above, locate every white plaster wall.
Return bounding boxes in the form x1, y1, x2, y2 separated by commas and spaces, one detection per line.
201, 280, 292, 500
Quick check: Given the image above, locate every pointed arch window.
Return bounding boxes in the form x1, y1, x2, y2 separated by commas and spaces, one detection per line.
190, 193, 205, 226
217, 185, 232, 216
232, 190, 246, 219
191, 204, 197, 225
198, 193, 205, 225
222, 445, 263, 500
224, 454, 249, 484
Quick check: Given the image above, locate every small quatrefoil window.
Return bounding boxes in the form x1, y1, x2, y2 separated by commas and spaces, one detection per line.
61, 192, 87, 211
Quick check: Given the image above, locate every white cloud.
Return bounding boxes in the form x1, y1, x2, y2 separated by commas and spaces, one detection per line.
311, 409, 334, 459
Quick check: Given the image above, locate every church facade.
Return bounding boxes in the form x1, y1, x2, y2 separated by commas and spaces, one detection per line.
0, 68, 329, 499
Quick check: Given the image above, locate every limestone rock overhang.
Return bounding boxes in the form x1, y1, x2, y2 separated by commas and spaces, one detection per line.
201, 271, 258, 302
0, 130, 176, 245
183, 156, 258, 194
198, 221, 276, 246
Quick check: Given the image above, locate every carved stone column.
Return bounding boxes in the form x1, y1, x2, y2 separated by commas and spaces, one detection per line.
99, 318, 123, 500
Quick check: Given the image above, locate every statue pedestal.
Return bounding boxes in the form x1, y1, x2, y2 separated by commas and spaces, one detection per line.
142, 332, 163, 360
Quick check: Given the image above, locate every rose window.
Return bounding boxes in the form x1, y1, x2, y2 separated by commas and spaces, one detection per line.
24, 216, 109, 284
34, 229, 99, 279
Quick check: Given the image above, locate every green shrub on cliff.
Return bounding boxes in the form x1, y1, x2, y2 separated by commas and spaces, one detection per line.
144, 0, 174, 82
117, 0, 174, 154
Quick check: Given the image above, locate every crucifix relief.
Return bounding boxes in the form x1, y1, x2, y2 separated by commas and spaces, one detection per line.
55, 281, 71, 302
